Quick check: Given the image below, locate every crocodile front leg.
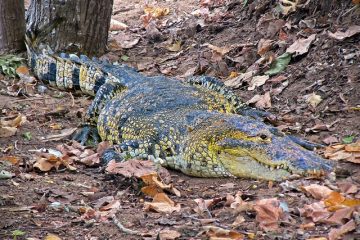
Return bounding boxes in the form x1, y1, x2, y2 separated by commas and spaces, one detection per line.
100, 140, 150, 165
73, 80, 127, 145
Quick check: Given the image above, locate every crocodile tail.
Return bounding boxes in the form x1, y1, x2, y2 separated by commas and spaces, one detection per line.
25, 18, 114, 96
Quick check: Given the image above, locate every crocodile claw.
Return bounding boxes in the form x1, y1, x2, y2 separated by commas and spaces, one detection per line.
72, 125, 100, 145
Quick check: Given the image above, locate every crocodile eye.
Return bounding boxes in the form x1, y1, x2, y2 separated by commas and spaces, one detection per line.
259, 134, 268, 140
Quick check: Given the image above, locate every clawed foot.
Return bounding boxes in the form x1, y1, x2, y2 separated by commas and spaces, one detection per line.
72, 124, 100, 146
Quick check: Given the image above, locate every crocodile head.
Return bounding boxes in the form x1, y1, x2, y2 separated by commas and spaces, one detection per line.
186, 113, 333, 180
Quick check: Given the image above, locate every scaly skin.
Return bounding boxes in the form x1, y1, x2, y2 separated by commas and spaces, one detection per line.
27, 46, 333, 181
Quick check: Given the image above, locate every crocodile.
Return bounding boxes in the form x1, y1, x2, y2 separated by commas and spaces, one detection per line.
25, 45, 333, 181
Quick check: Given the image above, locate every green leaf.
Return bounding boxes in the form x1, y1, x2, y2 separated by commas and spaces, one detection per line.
342, 135, 355, 144
11, 229, 26, 236
265, 53, 292, 76
121, 55, 129, 61
23, 132, 32, 141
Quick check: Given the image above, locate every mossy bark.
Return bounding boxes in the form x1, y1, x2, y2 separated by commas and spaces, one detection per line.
26, 0, 114, 56
0, 0, 26, 54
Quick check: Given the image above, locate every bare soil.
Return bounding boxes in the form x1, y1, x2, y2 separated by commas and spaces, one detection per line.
1, 0, 360, 239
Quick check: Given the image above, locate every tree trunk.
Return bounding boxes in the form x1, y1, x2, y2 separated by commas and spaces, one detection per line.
0, 0, 26, 54
26, 0, 114, 56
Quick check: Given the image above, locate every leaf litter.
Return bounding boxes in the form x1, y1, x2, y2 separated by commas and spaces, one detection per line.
2, 0, 360, 239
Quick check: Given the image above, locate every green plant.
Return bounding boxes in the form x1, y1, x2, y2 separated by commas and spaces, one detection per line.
0, 55, 24, 77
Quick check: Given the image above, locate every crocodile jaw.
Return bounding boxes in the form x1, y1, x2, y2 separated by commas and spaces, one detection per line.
219, 152, 292, 180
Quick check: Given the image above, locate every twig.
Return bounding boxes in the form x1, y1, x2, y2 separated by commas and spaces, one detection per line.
111, 214, 141, 236
11, 96, 50, 103
68, 92, 75, 107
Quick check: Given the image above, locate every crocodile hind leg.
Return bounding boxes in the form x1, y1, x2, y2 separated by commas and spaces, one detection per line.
187, 75, 276, 120
72, 80, 126, 145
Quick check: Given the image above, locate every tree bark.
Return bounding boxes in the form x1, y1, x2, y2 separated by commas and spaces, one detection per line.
0, 0, 26, 54
26, 0, 114, 56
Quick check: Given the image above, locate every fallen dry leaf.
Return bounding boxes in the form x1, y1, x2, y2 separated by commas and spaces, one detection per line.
328, 219, 356, 240
40, 128, 77, 142
247, 91, 272, 109
110, 19, 128, 31
0, 113, 27, 138
144, 193, 181, 214
33, 151, 76, 172
254, 198, 283, 231
167, 41, 182, 52
305, 93, 322, 108
224, 70, 256, 88
325, 207, 354, 225
328, 25, 360, 41
247, 75, 269, 90
44, 234, 62, 240
324, 141, 360, 164
204, 43, 231, 56
158, 229, 181, 240
141, 172, 181, 197
200, 226, 244, 239
144, 6, 170, 18
279, 0, 299, 15
337, 182, 358, 194
301, 184, 333, 200
324, 191, 360, 211
194, 196, 225, 215
231, 215, 246, 227
300, 202, 331, 222
258, 39, 274, 56
0, 156, 21, 165
106, 159, 161, 178
286, 34, 316, 56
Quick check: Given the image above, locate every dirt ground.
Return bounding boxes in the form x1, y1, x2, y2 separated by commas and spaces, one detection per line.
1, 0, 360, 239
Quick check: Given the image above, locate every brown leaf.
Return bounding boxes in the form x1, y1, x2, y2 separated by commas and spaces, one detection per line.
40, 128, 77, 142
0, 113, 27, 138
166, 41, 182, 52
158, 229, 181, 240
106, 159, 160, 178
328, 220, 356, 240
33, 152, 76, 172
110, 19, 128, 31
144, 193, 181, 214
337, 182, 358, 194
99, 200, 121, 212
110, 32, 140, 49
140, 172, 180, 197
328, 25, 360, 40
204, 43, 231, 56
44, 234, 62, 240
300, 202, 331, 222
305, 93, 322, 108
301, 184, 333, 200
247, 75, 269, 90
249, 92, 272, 109
254, 198, 283, 231
200, 226, 244, 239
286, 34, 316, 56
323, 192, 360, 211
0, 126, 18, 138
0, 156, 21, 165
279, 0, 299, 15
144, 6, 170, 18
78, 153, 99, 166
231, 215, 246, 227
322, 136, 339, 145
325, 207, 354, 225
257, 39, 274, 56
194, 197, 225, 214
